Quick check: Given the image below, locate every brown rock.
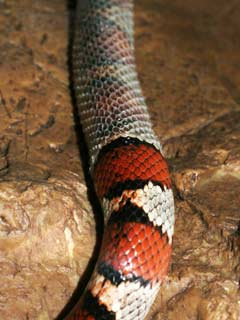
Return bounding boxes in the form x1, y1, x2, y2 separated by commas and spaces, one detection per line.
0, 173, 95, 319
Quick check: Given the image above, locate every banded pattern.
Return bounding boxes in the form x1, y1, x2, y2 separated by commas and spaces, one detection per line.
68, 0, 175, 319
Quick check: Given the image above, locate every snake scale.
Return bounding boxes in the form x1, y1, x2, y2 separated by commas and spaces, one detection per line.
67, 0, 175, 319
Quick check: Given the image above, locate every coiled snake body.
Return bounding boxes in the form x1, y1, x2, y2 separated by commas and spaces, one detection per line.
67, 0, 175, 319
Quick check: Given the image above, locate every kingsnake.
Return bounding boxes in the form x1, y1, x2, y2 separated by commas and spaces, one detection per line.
67, 0, 175, 319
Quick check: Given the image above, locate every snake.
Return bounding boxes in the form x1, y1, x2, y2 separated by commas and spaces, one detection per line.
66, 0, 175, 319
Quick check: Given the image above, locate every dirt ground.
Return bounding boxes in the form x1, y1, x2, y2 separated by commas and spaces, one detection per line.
0, 0, 239, 319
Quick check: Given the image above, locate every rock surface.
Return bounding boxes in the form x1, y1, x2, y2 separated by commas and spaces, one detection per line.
0, 0, 239, 319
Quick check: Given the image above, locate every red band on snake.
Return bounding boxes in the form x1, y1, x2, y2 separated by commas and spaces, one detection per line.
66, 1, 175, 319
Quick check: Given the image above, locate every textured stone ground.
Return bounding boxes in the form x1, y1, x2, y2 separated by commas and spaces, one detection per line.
0, 0, 239, 319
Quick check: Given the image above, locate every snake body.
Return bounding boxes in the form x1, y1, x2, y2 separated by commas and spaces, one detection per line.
68, 0, 175, 319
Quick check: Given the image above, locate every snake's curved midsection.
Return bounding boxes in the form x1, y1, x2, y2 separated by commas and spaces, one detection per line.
67, 0, 175, 319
